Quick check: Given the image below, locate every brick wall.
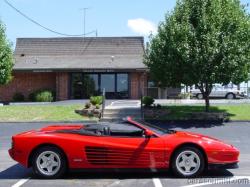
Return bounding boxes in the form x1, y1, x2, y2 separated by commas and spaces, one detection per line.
0, 71, 146, 101
130, 72, 147, 99
0, 72, 56, 102
56, 72, 69, 101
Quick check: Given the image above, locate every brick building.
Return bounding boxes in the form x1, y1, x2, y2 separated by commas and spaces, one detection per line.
0, 37, 150, 101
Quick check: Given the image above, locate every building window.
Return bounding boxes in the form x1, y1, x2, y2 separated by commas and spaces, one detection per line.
71, 73, 129, 99
83, 74, 99, 98
71, 73, 83, 99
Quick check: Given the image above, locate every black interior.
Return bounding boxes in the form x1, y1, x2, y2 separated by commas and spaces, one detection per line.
110, 130, 144, 137
83, 124, 144, 137
55, 123, 145, 137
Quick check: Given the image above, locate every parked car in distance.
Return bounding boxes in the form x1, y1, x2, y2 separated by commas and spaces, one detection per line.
191, 84, 247, 99
9, 117, 239, 179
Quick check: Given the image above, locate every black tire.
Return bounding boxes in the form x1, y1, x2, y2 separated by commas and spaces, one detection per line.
196, 94, 203, 100
171, 146, 205, 178
32, 146, 67, 179
226, 93, 235, 99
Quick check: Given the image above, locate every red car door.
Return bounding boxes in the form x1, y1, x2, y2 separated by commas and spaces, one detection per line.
85, 136, 166, 169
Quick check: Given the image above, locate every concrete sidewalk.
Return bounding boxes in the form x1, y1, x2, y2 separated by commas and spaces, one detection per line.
154, 99, 250, 105
102, 100, 141, 121
2, 98, 250, 107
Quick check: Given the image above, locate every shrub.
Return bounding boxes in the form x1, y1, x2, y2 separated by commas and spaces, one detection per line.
156, 104, 162, 109
85, 102, 91, 109
90, 96, 103, 106
12, 92, 25, 102
95, 104, 100, 109
35, 90, 54, 102
29, 90, 54, 102
29, 92, 36, 102
142, 96, 154, 107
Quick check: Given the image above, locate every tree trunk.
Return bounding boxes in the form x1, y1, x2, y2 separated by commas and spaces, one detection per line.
204, 94, 210, 112
197, 83, 211, 112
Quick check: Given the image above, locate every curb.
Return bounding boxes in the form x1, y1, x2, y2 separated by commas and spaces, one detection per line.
228, 120, 250, 123
9, 102, 52, 105
145, 119, 250, 124
0, 120, 249, 124
0, 120, 99, 124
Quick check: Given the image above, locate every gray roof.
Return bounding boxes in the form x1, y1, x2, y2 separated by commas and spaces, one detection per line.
14, 37, 146, 71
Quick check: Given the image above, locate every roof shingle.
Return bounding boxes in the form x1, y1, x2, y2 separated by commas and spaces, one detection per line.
14, 37, 146, 71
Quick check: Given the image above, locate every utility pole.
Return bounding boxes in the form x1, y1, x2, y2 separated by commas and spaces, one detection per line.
80, 7, 91, 37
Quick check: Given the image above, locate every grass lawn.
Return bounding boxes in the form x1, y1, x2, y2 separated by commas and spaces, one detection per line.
159, 104, 250, 121
0, 105, 96, 122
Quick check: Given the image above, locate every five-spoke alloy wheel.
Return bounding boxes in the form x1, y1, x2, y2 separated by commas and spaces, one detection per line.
32, 146, 67, 179
171, 146, 205, 177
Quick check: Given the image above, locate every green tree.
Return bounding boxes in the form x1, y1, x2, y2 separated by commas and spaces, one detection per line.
0, 20, 13, 86
144, 0, 250, 111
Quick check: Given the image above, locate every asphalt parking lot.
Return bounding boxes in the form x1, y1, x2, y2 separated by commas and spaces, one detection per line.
0, 122, 250, 187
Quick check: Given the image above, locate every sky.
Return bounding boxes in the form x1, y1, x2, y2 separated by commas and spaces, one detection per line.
0, 0, 250, 47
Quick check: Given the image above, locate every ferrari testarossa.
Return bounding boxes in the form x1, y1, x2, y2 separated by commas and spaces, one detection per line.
9, 117, 239, 178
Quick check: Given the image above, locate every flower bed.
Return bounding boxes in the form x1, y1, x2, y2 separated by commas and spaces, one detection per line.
75, 108, 102, 118
143, 107, 228, 122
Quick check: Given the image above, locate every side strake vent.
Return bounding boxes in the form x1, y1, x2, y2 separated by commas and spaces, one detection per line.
85, 146, 164, 166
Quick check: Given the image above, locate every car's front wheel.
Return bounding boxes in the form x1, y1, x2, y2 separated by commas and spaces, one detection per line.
32, 146, 67, 179
171, 146, 205, 178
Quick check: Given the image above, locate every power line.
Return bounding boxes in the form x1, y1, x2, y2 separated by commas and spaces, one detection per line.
4, 0, 97, 37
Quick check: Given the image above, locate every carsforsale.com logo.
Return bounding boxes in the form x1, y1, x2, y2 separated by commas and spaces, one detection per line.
186, 176, 250, 186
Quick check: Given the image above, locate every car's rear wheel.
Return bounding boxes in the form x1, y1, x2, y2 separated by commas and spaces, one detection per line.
171, 146, 205, 178
196, 93, 203, 100
226, 93, 235, 99
32, 146, 67, 179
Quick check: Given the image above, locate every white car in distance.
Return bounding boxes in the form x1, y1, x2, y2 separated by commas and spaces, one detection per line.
190, 84, 247, 99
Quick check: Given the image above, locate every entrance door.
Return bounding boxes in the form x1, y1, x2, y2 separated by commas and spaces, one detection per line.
100, 74, 116, 99
117, 74, 129, 99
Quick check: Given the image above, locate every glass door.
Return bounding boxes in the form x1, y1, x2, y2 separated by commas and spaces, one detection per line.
100, 74, 116, 99
117, 74, 129, 99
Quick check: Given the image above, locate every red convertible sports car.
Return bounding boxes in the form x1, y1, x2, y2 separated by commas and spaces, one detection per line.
9, 117, 239, 179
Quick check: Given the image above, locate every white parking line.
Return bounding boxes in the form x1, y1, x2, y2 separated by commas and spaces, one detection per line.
181, 176, 250, 187
153, 178, 163, 187
12, 178, 30, 187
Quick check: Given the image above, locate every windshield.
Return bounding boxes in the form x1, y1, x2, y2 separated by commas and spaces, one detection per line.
133, 120, 175, 135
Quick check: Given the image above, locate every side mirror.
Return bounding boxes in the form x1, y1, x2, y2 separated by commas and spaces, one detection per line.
144, 129, 154, 138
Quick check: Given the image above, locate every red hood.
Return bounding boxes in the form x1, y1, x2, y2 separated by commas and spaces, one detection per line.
174, 131, 220, 141
166, 131, 236, 150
